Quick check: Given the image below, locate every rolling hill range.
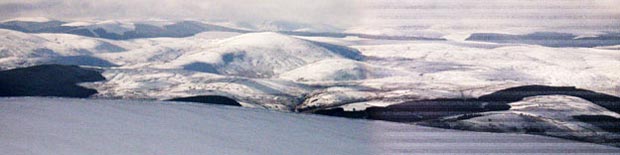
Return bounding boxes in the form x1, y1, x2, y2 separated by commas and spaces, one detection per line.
1, 22, 619, 147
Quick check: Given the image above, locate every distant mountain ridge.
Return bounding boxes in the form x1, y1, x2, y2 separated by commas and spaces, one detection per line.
466, 32, 620, 48
0, 18, 445, 41
0, 19, 249, 40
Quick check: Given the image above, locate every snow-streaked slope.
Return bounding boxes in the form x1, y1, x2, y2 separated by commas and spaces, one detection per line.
164, 32, 362, 78
0, 29, 243, 69
1, 97, 619, 155
98, 31, 244, 67
292, 39, 620, 111
421, 95, 620, 146
87, 68, 312, 111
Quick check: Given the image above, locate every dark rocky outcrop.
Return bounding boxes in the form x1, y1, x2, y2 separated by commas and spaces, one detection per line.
168, 95, 241, 107
0, 64, 105, 97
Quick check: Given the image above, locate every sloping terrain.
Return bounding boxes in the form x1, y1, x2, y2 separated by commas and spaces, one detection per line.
419, 95, 620, 146
164, 32, 363, 78
1, 28, 619, 112
279, 58, 402, 81
0, 19, 248, 40
0, 29, 122, 69
0, 26, 619, 146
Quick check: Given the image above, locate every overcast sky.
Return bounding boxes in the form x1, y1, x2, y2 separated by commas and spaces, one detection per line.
0, 0, 361, 26
359, 0, 620, 35
1, 0, 618, 34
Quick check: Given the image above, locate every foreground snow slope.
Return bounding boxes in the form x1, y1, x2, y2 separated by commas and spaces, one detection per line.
1, 97, 619, 155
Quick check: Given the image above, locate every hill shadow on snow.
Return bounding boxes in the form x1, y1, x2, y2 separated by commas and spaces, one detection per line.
182, 62, 219, 74
309, 41, 365, 61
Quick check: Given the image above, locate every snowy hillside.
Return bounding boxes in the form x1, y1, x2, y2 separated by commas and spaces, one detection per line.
1, 28, 619, 110
0, 29, 123, 69
1, 97, 619, 155
279, 58, 402, 81
0, 25, 619, 146
420, 95, 620, 146
163, 32, 363, 78
0, 18, 248, 40
2, 0, 619, 153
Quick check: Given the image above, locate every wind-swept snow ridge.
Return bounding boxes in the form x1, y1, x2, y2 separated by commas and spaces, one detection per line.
1, 97, 619, 155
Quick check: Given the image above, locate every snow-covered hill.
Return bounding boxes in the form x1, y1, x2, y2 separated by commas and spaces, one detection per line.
0, 26, 619, 146
0, 18, 248, 40
1, 97, 618, 155
1, 28, 619, 111
163, 32, 363, 78
0, 29, 123, 69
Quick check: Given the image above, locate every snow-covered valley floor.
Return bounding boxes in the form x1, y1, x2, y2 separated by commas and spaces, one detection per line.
1, 97, 619, 155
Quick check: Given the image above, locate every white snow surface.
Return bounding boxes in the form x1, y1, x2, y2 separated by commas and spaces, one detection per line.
1, 97, 619, 155
0, 28, 619, 111
163, 32, 358, 78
